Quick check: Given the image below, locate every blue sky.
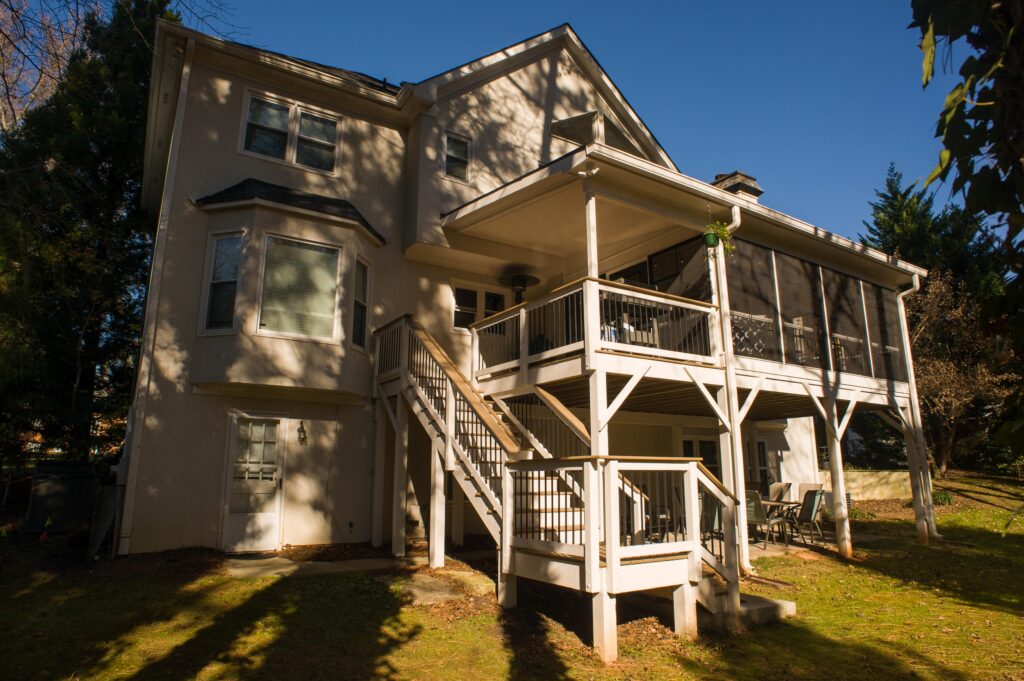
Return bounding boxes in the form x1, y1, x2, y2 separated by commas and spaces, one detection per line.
223, 1, 957, 240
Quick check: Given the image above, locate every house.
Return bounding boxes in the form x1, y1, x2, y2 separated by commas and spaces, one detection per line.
120, 21, 938, 661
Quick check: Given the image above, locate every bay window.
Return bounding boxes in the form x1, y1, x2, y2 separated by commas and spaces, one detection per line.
205, 235, 242, 330
259, 236, 340, 339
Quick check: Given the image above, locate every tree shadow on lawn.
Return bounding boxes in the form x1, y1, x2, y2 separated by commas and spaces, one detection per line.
684, 619, 974, 681
0, 542, 422, 681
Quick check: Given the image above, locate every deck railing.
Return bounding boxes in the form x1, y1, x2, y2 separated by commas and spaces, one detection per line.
472, 278, 717, 381
503, 456, 740, 594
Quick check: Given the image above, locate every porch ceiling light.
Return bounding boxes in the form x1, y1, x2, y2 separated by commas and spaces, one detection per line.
498, 273, 540, 304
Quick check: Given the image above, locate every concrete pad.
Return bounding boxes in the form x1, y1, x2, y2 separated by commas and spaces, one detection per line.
399, 573, 464, 605
225, 556, 299, 578
225, 556, 402, 579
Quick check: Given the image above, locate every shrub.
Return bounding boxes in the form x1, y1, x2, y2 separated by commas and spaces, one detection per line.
932, 490, 955, 506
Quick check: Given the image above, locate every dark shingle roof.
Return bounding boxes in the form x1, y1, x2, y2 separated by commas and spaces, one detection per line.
233, 40, 401, 95
196, 178, 385, 244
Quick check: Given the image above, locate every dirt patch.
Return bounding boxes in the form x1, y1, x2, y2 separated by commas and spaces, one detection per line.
279, 542, 393, 562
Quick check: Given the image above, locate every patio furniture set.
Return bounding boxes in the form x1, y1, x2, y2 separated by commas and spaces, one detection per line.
746, 483, 825, 549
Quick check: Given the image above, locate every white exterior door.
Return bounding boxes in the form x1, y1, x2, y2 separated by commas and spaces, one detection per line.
222, 416, 284, 552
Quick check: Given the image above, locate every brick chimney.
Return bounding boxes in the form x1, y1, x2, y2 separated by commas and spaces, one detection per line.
712, 170, 764, 202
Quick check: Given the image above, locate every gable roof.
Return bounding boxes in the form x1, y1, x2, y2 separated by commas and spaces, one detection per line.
413, 24, 677, 171
196, 179, 386, 244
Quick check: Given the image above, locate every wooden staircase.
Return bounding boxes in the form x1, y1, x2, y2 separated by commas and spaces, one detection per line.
374, 316, 744, 660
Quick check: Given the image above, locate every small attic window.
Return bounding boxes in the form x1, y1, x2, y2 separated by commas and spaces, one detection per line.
550, 111, 598, 147
445, 132, 471, 181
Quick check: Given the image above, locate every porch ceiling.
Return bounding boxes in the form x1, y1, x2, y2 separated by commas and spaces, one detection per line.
446, 179, 685, 259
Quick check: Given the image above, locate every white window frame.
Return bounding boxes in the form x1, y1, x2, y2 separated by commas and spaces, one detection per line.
198, 230, 245, 336
255, 233, 344, 344
443, 131, 472, 183
238, 89, 343, 176
350, 255, 372, 353
450, 281, 510, 334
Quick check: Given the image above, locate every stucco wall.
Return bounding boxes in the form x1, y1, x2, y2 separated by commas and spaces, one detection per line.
819, 469, 912, 501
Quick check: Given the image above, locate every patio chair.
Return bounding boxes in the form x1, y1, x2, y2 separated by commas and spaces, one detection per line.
745, 490, 787, 549
768, 482, 792, 503
786, 489, 825, 545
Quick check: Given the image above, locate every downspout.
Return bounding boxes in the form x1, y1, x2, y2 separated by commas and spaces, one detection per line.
897, 275, 941, 539
712, 205, 754, 574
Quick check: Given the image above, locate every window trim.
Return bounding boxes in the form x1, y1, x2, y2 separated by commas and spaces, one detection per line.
238, 89, 342, 177
443, 131, 473, 183
255, 233, 344, 344
350, 255, 372, 353
198, 230, 245, 337
449, 280, 511, 334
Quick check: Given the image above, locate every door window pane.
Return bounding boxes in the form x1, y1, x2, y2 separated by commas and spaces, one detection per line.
259, 237, 339, 338
699, 440, 720, 480
483, 291, 505, 317
231, 417, 280, 514
454, 287, 477, 328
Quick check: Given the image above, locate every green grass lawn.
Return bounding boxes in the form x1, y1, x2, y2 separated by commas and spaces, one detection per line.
2, 473, 1022, 680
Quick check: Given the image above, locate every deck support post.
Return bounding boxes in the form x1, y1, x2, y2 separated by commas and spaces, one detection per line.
592, 590, 618, 663
371, 398, 387, 547
825, 398, 853, 559
428, 443, 446, 568
896, 277, 939, 539
710, 211, 753, 574
673, 581, 698, 640
450, 477, 464, 546
497, 551, 517, 608
391, 395, 409, 558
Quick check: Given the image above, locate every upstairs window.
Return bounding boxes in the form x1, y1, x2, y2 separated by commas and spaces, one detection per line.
352, 259, 370, 348
259, 236, 340, 339
206, 235, 242, 330
243, 94, 340, 173
444, 133, 471, 181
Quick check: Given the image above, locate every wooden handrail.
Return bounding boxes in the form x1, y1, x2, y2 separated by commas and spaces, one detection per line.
696, 462, 739, 504
508, 455, 702, 468
404, 319, 521, 454
468, 276, 718, 331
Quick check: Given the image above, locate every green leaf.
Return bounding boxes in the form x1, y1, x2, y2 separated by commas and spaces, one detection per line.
925, 149, 951, 188
922, 19, 936, 87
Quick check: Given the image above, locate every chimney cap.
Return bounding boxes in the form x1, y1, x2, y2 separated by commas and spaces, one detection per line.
712, 170, 764, 199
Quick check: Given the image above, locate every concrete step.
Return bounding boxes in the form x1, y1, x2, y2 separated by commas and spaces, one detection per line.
642, 589, 796, 633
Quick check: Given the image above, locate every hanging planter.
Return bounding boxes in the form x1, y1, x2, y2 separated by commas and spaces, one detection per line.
703, 219, 735, 255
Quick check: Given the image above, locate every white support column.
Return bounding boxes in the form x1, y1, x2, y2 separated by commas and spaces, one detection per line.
825, 398, 853, 559
592, 590, 618, 664
901, 419, 931, 544
391, 395, 409, 558
583, 176, 599, 277
673, 581, 698, 640
498, 464, 516, 608
897, 277, 939, 539
428, 443, 446, 568
712, 227, 753, 573
450, 476, 465, 546
371, 399, 387, 547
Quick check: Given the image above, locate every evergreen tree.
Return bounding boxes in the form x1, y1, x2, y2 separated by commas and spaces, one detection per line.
0, 1, 177, 462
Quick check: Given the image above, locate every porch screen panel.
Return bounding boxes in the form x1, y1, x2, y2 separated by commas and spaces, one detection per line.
774, 252, 827, 368
648, 237, 711, 302
822, 268, 870, 375
863, 282, 908, 381
726, 239, 781, 361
